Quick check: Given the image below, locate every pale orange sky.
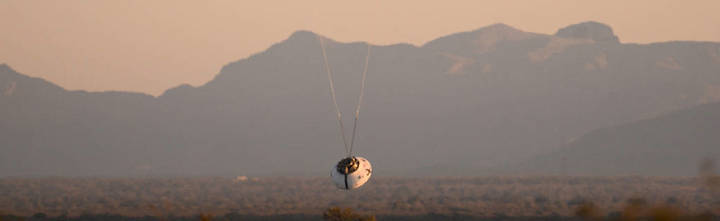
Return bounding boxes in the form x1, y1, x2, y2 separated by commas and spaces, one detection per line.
1, 0, 719, 95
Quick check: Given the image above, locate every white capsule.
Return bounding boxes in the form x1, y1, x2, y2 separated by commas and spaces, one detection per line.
330, 156, 372, 190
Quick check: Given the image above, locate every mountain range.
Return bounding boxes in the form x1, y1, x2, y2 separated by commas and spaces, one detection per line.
514, 101, 720, 176
2, 21, 720, 176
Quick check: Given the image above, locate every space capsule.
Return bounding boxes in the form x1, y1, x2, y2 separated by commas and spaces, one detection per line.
330, 156, 372, 190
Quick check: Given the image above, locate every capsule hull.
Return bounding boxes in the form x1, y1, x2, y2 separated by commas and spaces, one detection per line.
330, 156, 372, 190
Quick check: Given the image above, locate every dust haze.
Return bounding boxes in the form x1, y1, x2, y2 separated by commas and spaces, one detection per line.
1, 1, 720, 220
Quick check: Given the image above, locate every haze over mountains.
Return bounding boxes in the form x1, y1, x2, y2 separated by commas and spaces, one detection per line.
517, 102, 720, 176
2, 21, 720, 177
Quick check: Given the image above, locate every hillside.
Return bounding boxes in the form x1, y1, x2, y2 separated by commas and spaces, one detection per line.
2, 21, 720, 176
514, 102, 720, 176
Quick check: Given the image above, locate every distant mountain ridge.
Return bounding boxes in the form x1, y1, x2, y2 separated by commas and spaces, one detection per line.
2, 21, 720, 176
555, 21, 620, 43
513, 101, 720, 176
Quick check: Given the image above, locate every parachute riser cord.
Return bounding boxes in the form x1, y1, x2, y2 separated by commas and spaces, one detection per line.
348, 45, 370, 157
317, 35, 371, 157
318, 35, 350, 154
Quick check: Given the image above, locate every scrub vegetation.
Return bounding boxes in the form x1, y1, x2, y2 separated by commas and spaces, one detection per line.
0, 176, 718, 220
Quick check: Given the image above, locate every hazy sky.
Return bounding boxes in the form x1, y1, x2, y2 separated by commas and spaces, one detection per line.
2, 0, 719, 95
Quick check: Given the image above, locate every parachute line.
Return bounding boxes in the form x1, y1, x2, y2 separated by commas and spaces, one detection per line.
318, 36, 350, 155
317, 36, 371, 157
348, 45, 370, 156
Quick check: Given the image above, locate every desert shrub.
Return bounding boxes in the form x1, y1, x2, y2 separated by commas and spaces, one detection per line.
323, 207, 375, 221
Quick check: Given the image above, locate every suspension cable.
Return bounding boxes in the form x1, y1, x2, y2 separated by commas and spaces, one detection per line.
317, 36, 371, 157
318, 36, 350, 154
348, 45, 370, 156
